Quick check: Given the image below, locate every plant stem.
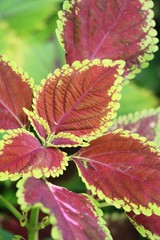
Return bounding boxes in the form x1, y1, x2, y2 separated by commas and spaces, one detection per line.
0, 194, 23, 221
28, 207, 39, 240
99, 202, 111, 208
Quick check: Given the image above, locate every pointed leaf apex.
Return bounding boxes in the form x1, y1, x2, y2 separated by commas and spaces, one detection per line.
34, 59, 123, 142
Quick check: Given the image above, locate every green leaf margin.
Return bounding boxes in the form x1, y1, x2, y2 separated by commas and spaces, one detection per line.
16, 178, 113, 240
74, 129, 160, 217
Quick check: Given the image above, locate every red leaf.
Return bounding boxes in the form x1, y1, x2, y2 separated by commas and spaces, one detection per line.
24, 109, 89, 147
17, 177, 112, 240
0, 55, 34, 130
110, 107, 160, 149
24, 109, 50, 143
57, 0, 158, 79
127, 211, 160, 239
73, 130, 160, 216
0, 129, 68, 181
33, 59, 124, 143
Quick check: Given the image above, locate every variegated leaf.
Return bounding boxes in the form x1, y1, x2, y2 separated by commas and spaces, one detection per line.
127, 211, 160, 240
17, 177, 113, 240
73, 130, 160, 216
33, 59, 124, 143
0, 129, 68, 181
0, 55, 34, 130
24, 109, 89, 147
57, 0, 158, 79
110, 108, 160, 149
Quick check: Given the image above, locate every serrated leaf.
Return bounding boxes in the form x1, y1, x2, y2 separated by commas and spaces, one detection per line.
73, 130, 160, 216
0, 129, 68, 181
24, 109, 89, 147
17, 177, 112, 240
24, 109, 50, 143
110, 107, 160, 149
127, 211, 160, 239
33, 59, 124, 143
57, 0, 158, 79
0, 55, 34, 130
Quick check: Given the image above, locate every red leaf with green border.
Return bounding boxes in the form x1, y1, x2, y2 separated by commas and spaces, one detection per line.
17, 177, 113, 240
57, 0, 158, 79
23, 109, 51, 143
33, 59, 124, 144
73, 130, 160, 216
0, 129, 68, 181
127, 212, 160, 239
24, 109, 89, 148
0, 55, 34, 130
110, 108, 160, 149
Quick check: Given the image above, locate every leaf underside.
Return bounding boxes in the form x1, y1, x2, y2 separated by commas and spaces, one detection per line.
17, 177, 112, 240
73, 130, 160, 216
33, 59, 124, 143
57, 0, 158, 79
0, 129, 68, 181
0, 55, 33, 130
127, 211, 160, 239
110, 107, 160, 149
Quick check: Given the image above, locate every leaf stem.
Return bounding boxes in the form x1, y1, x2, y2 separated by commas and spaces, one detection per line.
0, 194, 23, 221
28, 207, 40, 240
99, 202, 111, 208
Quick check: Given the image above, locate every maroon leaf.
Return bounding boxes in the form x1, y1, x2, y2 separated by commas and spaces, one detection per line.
17, 177, 112, 240
0, 55, 34, 130
73, 130, 160, 216
24, 109, 89, 147
105, 213, 140, 240
57, 0, 158, 79
110, 108, 160, 148
23, 109, 50, 143
0, 129, 68, 181
127, 211, 160, 239
33, 59, 124, 143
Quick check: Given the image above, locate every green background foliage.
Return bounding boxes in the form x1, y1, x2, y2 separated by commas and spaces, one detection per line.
0, 0, 159, 239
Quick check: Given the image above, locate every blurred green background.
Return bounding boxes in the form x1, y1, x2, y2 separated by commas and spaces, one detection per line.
0, 0, 159, 239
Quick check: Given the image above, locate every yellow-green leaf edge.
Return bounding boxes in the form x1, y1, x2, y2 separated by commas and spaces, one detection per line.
24, 109, 89, 148
113, 107, 160, 149
56, 0, 159, 80
16, 178, 113, 240
75, 129, 160, 217
127, 214, 160, 240
33, 59, 125, 143
0, 54, 34, 90
0, 129, 69, 181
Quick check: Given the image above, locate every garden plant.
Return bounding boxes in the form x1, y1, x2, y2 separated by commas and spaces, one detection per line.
0, 0, 160, 239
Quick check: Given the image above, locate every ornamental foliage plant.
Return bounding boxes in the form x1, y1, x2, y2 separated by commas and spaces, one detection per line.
0, 0, 160, 239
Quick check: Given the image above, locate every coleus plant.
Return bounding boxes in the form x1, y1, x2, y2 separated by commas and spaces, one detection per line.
0, 0, 159, 239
